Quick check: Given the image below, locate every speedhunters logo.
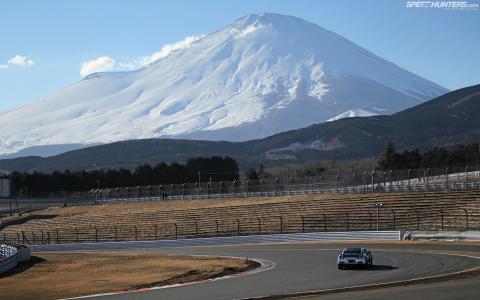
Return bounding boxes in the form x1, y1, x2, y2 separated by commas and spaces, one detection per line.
406, 1, 480, 9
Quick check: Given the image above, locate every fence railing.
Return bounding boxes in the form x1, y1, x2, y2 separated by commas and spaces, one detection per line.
88, 181, 480, 205
2, 207, 478, 245
2, 174, 479, 216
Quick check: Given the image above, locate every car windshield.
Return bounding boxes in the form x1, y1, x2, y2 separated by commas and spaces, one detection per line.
343, 248, 362, 255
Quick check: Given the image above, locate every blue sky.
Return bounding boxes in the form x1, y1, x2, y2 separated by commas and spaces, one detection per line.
1, 0, 479, 111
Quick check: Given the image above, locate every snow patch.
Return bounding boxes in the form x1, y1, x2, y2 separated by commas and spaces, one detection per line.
327, 109, 378, 122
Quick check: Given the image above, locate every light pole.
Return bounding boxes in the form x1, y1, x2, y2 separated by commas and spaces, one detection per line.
375, 202, 384, 231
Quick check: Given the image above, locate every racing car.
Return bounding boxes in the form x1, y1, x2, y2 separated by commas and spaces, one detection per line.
337, 247, 373, 269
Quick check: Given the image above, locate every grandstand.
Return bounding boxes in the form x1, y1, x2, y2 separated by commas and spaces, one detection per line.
1, 189, 479, 244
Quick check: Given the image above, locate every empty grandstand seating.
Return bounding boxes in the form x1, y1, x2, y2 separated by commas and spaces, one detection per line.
1, 190, 479, 244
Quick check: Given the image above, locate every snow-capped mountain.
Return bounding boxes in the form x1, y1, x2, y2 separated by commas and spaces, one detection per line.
0, 13, 447, 156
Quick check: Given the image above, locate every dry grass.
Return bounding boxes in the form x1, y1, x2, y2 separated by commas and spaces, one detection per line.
0, 251, 255, 300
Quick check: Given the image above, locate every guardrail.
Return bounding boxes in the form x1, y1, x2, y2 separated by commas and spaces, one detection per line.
0, 243, 18, 274
2, 205, 478, 245
31, 231, 402, 251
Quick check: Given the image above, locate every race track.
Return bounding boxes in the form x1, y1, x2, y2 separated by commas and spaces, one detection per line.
34, 240, 480, 300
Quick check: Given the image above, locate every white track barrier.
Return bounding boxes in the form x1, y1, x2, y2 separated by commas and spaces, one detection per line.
0, 244, 31, 274
31, 231, 401, 252
404, 231, 480, 241
0, 244, 18, 274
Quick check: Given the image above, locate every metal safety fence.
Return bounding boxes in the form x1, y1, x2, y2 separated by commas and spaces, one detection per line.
1, 166, 479, 215
2, 206, 478, 245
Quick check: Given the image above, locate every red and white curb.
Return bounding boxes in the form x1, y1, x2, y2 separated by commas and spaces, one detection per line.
60, 256, 275, 300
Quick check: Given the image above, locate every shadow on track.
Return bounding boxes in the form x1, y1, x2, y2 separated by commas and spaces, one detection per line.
0, 255, 46, 278
368, 264, 398, 271
341, 265, 397, 271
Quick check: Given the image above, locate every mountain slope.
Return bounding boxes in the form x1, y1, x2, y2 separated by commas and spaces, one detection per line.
0, 84, 478, 172
0, 13, 446, 155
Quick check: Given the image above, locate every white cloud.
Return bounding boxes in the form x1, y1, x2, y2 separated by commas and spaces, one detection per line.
80, 56, 117, 77
133, 34, 205, 67
79, 34, 205, 77
0, 54, 34, 70
7, 54, 34, 66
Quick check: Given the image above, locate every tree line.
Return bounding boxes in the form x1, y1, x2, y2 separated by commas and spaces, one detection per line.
379, 142, 480, 170
8, 156, 239, 194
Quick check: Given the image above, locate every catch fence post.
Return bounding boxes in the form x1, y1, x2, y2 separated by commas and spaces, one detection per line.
41, 230, 44, 244
195, 222, 198, 239
463, 208, 469, 230
154, 224, 158, 240
391, 210, 396, 231
371, 170, 376, 192
440, 210, 444, 231
56, 229, 59, 244
47, 232, 51, 244
408, 169, 412, 190
427, 168, 431, 185
303, 176, 310, 194
215, 220, 219, 237
279, 216, 283, 234
94, 227, 98, 243
207, 180, 211, 198
345, 213, 349, 231
445, 166, 449, 189
115, 226, 118, 242
415, 210, 420, 230
368, 211, 373, 230
174, 223, 178, 240
134, 225, 138, 241
32, 231, 35, 245
362, 171, 367, 192
274, 178, 278, 196
389, 170, 393, 188
257, 218, 261, 235
323, 213, 327, 232
465, 166, 470, 186
301, 215, 305, 233
383, 171, 387, 189
75, 228, 79, 243
236, 218, 240, 236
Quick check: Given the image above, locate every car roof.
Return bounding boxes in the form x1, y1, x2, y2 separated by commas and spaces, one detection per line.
342, 248, 364, 252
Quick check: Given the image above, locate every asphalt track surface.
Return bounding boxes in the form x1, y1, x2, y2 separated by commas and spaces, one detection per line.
43, 241, 480, 300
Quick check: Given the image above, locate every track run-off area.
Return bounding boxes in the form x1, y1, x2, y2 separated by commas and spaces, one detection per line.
31, 236, 480, 300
